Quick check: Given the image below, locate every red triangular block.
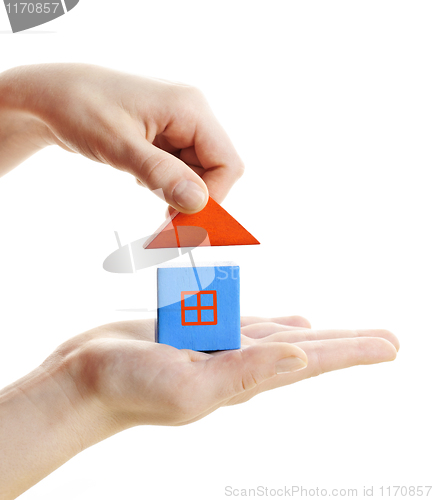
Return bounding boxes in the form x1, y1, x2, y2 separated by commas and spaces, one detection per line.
144, 197, 260, 249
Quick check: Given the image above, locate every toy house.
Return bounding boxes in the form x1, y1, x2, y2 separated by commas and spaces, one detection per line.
146, 196, 259, 351
157, 263, 240, 351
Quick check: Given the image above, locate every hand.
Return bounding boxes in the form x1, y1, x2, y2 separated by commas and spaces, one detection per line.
0, 316, 398, 499
0, 64, 244, 212
61, 316, 399, 425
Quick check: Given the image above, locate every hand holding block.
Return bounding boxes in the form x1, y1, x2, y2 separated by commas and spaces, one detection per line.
157, 264, 241, 351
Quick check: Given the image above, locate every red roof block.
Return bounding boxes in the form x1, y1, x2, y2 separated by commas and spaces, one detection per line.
144, 197, 260, 249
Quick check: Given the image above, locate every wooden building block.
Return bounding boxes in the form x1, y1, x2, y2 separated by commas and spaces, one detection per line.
157, 264, 241, 351
144, 197, 259, 249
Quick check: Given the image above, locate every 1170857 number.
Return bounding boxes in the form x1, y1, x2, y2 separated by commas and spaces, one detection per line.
5, 3, 60, 14
379, 486, 432, 496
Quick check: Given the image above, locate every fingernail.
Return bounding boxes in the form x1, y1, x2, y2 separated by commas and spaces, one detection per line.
275, 357, 307, 374
173, 180, 207, 211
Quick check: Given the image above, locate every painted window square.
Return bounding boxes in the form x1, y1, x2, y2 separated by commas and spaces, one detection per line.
200, 292, 214, 307
183, 294, 197, 307
200, 309, 214, 323
184, 309, 198, 323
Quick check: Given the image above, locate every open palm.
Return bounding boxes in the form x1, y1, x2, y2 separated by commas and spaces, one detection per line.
52, 316, 398, 429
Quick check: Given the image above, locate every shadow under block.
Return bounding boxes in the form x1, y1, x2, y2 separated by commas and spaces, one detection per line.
157, 265, 241, 351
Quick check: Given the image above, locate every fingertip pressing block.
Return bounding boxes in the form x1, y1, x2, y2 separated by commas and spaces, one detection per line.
156, 263, 241, 351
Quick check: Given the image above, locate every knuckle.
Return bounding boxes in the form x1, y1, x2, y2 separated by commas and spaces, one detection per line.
240, 368, 260, 392
138, 152, 172, 188
170, 84, 208, 112
309, 341, 326, 377
227, 350, 260, 394
180, 84, 206, 102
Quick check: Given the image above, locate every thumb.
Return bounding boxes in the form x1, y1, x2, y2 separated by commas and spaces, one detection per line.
205, 343, 308, 403
134, 141, 209, 213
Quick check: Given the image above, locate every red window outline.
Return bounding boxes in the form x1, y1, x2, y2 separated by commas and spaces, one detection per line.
181, 290, 218, 326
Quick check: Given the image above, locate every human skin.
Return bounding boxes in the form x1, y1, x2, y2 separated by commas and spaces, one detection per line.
0, 63, 245, 212
0, 64, 399, 498
0, 316, 399, 499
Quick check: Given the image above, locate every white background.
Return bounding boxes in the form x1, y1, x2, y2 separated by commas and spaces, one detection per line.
1, 1, 432, 498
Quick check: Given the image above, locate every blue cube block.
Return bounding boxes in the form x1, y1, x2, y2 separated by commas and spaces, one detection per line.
157, 264, 241, 351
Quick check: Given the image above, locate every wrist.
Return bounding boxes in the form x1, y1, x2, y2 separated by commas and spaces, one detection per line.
38, 351, 124, 448
0, 355, 119, 499
0, 66, 54, 150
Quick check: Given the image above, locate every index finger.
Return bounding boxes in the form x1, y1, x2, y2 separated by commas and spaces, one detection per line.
191, 109, 245, 203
